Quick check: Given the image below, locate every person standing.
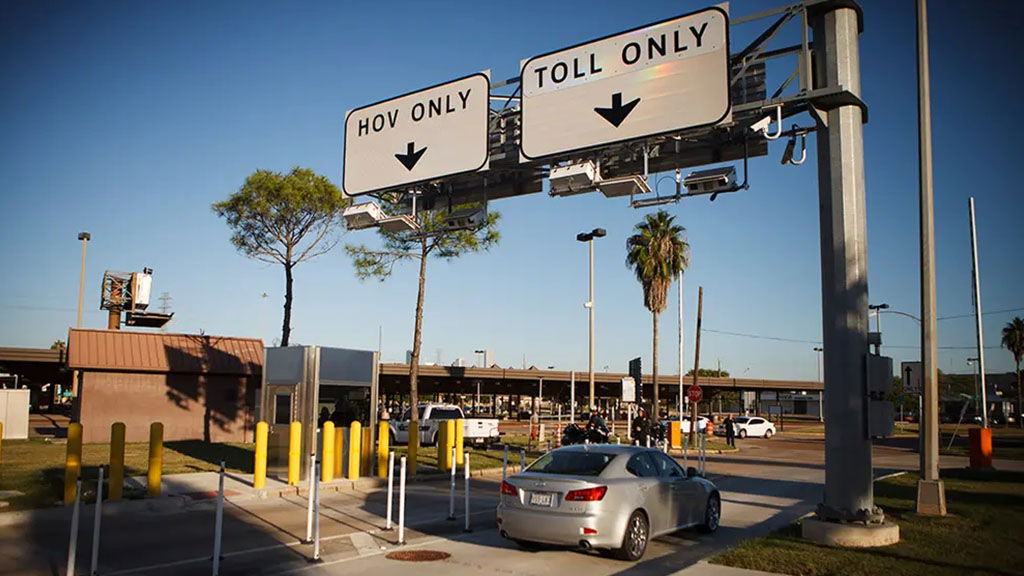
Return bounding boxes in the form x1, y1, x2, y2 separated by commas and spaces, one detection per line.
632, 407, 650, 447
724, 413, 736, 448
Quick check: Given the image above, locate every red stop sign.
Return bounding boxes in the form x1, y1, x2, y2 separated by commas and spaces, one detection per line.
687, 385, 703, 403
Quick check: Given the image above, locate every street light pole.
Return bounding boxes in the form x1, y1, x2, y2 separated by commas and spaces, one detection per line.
916, 0, 946, 515
814, 347, 823, 423
73, 232, 90, 399
968, 198, 989, 429
577, 228, 606, 410
868, 303, 889, 355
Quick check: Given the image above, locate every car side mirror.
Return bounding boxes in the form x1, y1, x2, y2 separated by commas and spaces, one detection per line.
686, 466, 699, 478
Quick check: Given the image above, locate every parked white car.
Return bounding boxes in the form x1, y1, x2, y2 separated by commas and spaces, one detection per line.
389, 404, 501, 447
681, 416, 710, 434
714, 416, 776, 438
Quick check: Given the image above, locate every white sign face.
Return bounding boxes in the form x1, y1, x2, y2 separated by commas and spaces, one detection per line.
901, 361, 922, 395
343, 73, 490, 196
520, 7, 730, 160
621, 377, 636, 403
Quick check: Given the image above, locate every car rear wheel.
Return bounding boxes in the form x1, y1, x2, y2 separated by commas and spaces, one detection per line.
764, 429, 774, 439
697, 493, 721, 533
613, 510, 649, 561
738, 429, 747, 439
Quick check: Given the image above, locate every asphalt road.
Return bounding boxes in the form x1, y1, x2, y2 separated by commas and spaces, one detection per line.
2, 434, 1017, 576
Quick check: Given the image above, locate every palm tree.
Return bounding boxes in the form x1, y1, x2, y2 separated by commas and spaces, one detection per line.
1001, 317, 1024, 428
626, 210, 690, 420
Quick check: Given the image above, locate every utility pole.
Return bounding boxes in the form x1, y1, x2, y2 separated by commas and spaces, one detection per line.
689, 286, 703, 446
73, 232, 90, 398
915, 0, 946, 515
968, 197, 989, 429
158, 292, 173, 332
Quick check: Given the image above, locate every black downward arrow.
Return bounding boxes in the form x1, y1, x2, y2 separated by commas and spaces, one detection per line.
594, 93, 640, 127
394, 142, 427, 171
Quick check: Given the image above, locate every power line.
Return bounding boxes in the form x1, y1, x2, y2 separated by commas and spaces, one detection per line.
936, 306, 1024, 321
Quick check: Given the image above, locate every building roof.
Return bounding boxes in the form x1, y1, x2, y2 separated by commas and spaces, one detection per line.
67, 329, 263, 376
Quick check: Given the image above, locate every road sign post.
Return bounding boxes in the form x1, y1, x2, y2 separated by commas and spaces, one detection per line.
343, 73, 491, 196
520, 7, 730, 159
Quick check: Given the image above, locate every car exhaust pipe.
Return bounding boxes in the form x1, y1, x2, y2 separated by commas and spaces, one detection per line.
579, 540, 592, 550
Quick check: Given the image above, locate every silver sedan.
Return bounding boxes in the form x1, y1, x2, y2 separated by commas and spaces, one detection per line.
496, 445, 720, 561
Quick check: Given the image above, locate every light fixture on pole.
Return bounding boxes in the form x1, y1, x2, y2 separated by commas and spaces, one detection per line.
576, 228, 606, 410
868, 303, 889, 355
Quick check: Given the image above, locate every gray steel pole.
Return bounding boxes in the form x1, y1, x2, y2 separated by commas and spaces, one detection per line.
588, 238, 595, 409
76, 233, 90, 329
915, 0, 946, 515
969, 197, 989, 428
810, 4, 875, 522
678, 270, 684, 421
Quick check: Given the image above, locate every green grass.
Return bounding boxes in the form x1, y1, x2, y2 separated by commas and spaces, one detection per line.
0, 439, 254, 511
711, 468, 1024, 576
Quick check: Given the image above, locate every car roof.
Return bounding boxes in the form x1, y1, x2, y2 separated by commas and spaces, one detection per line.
551, 444, 664, 457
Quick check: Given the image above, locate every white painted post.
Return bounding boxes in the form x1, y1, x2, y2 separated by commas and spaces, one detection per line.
627, 405, 633, 441
519, 449, 526, 472
305, 454, 315, 543
313, 461, 321, 561
89, 466, 104, 576
67, 478, 82, 576
502, 444, 509, 480
212, 461, 224, 576
385, 451, 394, 530
646, 436, 651, 448
463, 452, 471, 533
616, 436, 620, 445
447, 446, 456, 521
398, 456, 407, 545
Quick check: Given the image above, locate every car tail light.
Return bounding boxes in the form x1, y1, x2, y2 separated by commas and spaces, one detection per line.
500, 481, 517, 496
565, 486, 607, 501
581, 527, 598, 535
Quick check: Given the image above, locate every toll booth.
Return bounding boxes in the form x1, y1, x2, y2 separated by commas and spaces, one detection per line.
260, 346, 379, 480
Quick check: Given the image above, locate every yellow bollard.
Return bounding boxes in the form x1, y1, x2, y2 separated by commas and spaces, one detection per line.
455, 418, 465, 466
147, 422, 163, 497
254, 421, 268, 490
288, 421, 301, 486
377, 421, 390, 478
436, 421, 448, 470
64, 423, 83, 504
362, 427, 372, 476
321, 422, 335, 483
109, 422, 125, 501
670, 421, 682, 449
334, 427, 344, 478
347, 421, 362, 480
0, 421, 4, 465
408, 432, 418, 476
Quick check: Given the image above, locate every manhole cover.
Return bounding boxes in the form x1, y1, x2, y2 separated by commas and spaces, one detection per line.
385, 550, 451, 562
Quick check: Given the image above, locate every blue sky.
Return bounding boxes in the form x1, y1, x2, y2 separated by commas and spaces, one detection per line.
1, 0, 1021, 382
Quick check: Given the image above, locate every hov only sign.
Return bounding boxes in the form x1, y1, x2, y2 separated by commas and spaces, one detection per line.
520, 7, 731, 160
343, 73, 490, 196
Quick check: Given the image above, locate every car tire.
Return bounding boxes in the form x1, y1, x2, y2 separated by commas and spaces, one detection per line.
738, 429, 747, 439
697, 493, 721, 533
613, 510, 649, 561
764, 429, 774, 439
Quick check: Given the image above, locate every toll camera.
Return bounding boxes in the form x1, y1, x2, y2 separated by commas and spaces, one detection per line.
682, 166, 737, 196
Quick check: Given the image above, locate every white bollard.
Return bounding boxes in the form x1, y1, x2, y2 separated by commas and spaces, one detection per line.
463, 451, 471, 533
90, 466, 104, 576
398, 456, 407, 545
519, 449, 526, 472
627, 406, 633, 440
313, 461, 321, 561
502, 444, 509, 480
616, 436, 620, 445
305, 454, 315, 543
385, 451, 395, 530
212, 461, 225, 576
447, 446, 456, 521
684, 435, 689, 470
67, 477, 82, 576
646, 435, 651, 448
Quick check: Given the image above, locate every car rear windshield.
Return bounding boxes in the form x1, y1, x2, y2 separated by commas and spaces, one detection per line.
526, 451, 615, 476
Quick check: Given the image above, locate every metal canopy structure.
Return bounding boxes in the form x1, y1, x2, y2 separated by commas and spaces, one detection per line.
343, 0, 890, 535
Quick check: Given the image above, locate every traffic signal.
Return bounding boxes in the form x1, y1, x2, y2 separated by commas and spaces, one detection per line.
629, 357, 642, 403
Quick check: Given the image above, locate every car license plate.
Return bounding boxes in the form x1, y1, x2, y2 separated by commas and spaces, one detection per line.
529, 492, 553, 507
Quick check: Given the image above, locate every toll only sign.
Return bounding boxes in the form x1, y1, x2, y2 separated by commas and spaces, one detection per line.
343, 73, 490, 197
520, 7, 731, 160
